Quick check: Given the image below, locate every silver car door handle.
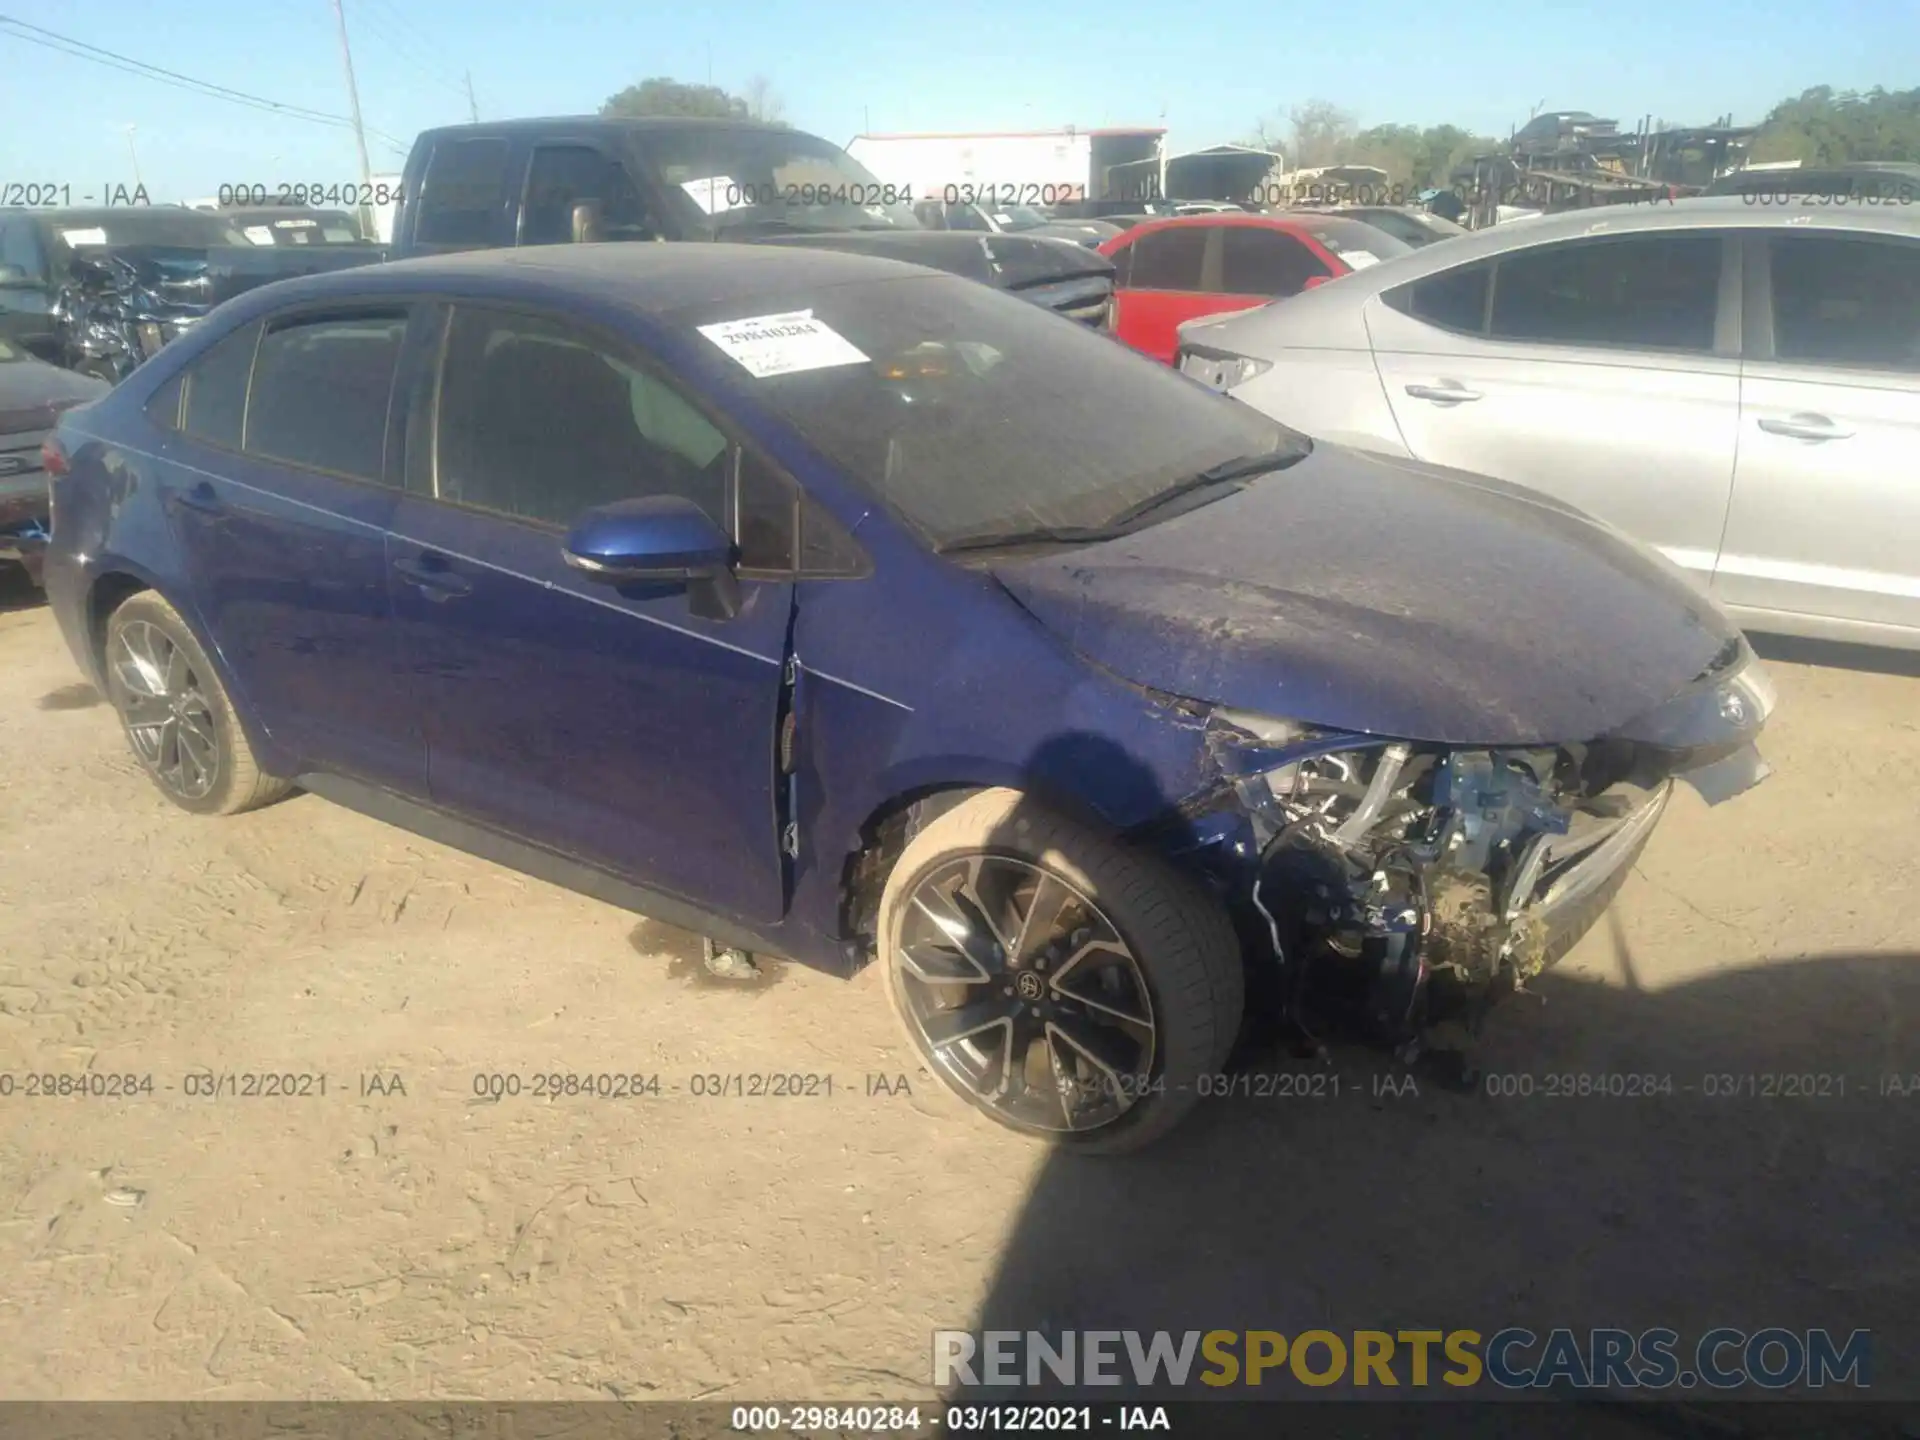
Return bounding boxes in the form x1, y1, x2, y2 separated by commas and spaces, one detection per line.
1757, 414, 1854, 441
1404, 382, 1483, 403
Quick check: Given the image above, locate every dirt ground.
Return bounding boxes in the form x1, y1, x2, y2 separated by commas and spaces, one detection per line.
1, 567, 1916, 1407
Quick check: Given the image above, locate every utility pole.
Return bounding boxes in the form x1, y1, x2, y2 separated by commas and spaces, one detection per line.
465, 70, 479, 123
330, 0, 376, 232
123, 125, 143, 187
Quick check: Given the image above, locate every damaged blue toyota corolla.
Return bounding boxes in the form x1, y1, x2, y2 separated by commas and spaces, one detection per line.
42, 245, 1773, 1152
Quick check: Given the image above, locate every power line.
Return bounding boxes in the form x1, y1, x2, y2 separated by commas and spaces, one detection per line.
349, 0, 471, 105
0, 14, 410, 147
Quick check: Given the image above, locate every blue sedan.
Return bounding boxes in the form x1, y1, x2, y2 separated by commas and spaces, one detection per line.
42, 245, 1774, 1151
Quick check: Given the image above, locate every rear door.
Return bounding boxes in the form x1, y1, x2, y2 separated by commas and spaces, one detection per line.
152, 306, 423, 789
1108, 224, 1211, 363
1715, 230, 1920, 636
1371, 231, 1741, 589
385, 301, 794, 922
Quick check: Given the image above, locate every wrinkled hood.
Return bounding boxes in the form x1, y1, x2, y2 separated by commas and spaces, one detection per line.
746, 229, 1114, 290
991, 444, 1740, 745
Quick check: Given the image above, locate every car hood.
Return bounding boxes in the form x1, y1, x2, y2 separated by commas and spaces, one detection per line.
990, 444, 1741, 745
745, 229, 1114, 289
0, 358, 109, 431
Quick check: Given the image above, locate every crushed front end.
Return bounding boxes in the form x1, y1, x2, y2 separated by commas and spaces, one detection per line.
1190, 636, 1775, 1049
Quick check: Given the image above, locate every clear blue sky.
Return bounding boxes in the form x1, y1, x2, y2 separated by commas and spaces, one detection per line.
2, 0, 1914, 201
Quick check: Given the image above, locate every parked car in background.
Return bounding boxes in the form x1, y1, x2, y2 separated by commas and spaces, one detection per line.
0, 334, 106, 585
43, 244, 1771, 1152
218, 208, 369, 245
1099, 213, 1411, 362
0, 207, 248, 361
1176, 198, 1920, 649
388, 118, 1116, 326
910, 199, 1119, 248
1291, 204, 1468, 249
1704, 162, 1920, 203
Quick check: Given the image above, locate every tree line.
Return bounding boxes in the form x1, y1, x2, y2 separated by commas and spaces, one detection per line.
599, 78, 1919, 190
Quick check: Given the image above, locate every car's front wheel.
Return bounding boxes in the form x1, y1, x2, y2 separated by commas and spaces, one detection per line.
102, 591, 289, 816
877, 788, 1244, 1154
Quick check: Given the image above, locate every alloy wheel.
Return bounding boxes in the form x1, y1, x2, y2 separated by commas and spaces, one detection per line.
111, 620, 221, 801
893, 854, 1158, 1133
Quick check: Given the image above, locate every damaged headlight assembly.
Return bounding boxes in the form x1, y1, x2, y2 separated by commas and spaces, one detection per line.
1201, 648, 1774, 1058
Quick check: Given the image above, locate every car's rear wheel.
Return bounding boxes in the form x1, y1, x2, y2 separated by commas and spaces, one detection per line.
103, 591, 289, 816
876, 788, 1244, 1154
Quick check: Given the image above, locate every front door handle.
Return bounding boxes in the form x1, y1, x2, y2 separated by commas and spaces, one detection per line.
1404, 381, 1483, 404
1757, 413, 1853, 442
392, 554, 473, 601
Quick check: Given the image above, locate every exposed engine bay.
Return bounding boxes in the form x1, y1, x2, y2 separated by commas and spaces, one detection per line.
1196, 642, 1774, 1066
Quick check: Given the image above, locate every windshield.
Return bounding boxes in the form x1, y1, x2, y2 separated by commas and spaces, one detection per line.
987, 205, 1052, 232
645, 128, 923, 234
671, 273, 1303, 549
46, 210, 249, 253
1294, 215, 1413, 266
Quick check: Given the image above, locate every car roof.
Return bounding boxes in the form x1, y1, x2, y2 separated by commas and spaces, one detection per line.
1113, 212, 1325, 239
1368, 195, 1920, 262
217, 242, 949, 318
1, 207, 230, 227
416, 115, 800, 142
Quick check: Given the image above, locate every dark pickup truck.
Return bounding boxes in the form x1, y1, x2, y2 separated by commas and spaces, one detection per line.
387, 117, 1114, 323
2, 118, 1114, 384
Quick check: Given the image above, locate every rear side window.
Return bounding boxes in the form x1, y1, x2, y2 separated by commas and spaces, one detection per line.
1390, 262, 1492, 333
1125, 227, 1208, 290
245, 313, 407, 481
1220, 228, 1328, 296
145, 371, 186, 430
1488, 235, 1720, 351
521, 145, 660, 245
415, 138, 510, 248
1768, 234, 1920, 371
179, 321, 261, 449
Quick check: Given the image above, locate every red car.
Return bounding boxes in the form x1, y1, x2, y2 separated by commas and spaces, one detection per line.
1097, 213, 1412, 363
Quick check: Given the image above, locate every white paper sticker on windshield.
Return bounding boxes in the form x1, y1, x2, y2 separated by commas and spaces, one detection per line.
60, 227, 109, 246
243, 225, 276, 245
1340, 249, 1381, 269
680, 176, 747, 215
698, 310, 869, 379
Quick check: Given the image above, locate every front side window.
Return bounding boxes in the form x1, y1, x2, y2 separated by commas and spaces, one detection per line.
1220, 228, 1328, 296
1768, 234, 1920, 371
245, 312, 407, 481
415, 137, 509, 248
1487, 235, 1720, 351
434, 307, 732, 530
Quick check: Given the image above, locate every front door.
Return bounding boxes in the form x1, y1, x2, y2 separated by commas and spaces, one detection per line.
1371, 231, 1742, 590
1109, 224, 1213, 363
387, 302, 792, 924
1716, 231, 1920, 637
154, 308, 424, 790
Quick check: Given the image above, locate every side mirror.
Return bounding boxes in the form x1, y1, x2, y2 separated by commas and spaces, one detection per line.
0, 263, 37, 289
562, 495, 741, 619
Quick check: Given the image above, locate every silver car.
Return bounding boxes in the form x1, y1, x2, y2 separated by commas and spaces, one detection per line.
1177, 198, 1920, 649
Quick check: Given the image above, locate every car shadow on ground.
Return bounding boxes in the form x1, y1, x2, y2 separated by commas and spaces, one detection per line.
1750, 631, 1920, 679
0, 566, 45, 614
961, 939, 1918, 1427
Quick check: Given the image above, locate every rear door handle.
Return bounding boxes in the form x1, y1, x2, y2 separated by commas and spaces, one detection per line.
1757, 413, 1853, 442
1404, 382, 1483, 404
392, 554, 473, 601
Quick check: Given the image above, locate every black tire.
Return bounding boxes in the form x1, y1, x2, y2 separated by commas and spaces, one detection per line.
876, 788, 1244, 1154
102, 591, 290, 816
